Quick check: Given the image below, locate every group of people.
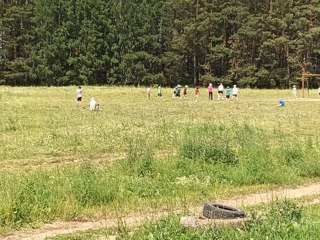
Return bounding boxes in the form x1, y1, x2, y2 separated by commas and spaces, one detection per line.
150, 83, 239, 102
76, 83, 320, 110
207, 83, 239, 101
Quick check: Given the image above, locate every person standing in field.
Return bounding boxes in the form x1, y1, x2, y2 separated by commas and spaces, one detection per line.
318, 86, 320, 95
232, 85, 239, 100
208, 83, 213, 100
218, 83, 224, 100
157, 84, 162, 97
225, 86, 231, 100
183, 85, 188, 98
292, 85, 297, 100
76, 86, 83, 107
147, 85, 151, 100
194, 87, 200, 102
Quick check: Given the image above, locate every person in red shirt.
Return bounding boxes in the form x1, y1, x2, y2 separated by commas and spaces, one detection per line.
194, 87, 200, 102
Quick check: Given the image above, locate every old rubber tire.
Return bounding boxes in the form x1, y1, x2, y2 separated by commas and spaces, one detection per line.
203, 203, 245, 219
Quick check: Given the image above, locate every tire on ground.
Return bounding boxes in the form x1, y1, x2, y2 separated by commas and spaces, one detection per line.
203, 203, 245, 219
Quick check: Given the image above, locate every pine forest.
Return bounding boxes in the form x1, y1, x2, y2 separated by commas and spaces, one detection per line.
1, 0, 320, 88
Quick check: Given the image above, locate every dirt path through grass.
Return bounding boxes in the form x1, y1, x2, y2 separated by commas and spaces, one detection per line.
0, 150, 175, 171
2, 182, 320, 240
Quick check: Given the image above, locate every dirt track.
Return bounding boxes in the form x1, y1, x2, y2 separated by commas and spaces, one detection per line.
2, 182, 320, 240
0, 150, 175, 171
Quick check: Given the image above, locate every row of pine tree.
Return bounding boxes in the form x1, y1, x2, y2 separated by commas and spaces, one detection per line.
1, 0, 320, 87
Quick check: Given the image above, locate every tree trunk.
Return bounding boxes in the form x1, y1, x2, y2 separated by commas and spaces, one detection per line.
284, 45, 290, 88
13, 41, 17, 60
193, 0, 199, 86
193, 53, 197, 86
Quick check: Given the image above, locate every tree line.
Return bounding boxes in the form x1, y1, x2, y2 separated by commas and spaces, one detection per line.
1, 0, 320, 88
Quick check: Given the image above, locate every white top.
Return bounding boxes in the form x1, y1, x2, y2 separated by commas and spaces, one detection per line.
147, 87, 151, 94
89, 98, 96, 110
318, 87, 320, 93
293, 86, 297, 93
218, 84, 224, 91
76, 89, 83, 98
233, 87, 238, 95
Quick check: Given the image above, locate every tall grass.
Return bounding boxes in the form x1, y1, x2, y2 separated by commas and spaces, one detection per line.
117, 201, 316, 240
0, 122, 319, 230
48, 201, 320, 240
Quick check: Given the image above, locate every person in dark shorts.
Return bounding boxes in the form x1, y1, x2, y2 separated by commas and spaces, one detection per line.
218, 83, 224, 100
208, 83, 213, 100
183, 85, 188, 98
76, 86, 83, 107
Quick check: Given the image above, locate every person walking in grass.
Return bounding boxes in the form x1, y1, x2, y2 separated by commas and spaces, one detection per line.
218, 83, 224, 100
225, 86, 231, 100
232, 85, 239, 100
292, 85, 297, 100
194, 87, 200, 102
76, 86, 83, 107
157, 84, 162, 97
183, 85, 188, 98
147, 85, 151, 100
208, 83, 213, 100
175, 85, 181, 98
318, 86, 320, 96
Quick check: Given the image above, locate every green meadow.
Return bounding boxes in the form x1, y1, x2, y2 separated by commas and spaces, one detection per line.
0, 86, 320, 233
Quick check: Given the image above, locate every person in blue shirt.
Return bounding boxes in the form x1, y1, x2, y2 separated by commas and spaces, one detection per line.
279, 98, 285, 107
226, 86, 231, 100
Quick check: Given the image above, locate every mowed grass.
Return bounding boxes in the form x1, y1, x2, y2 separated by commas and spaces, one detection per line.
0, 86, 320, 232
1, 86, 319, 160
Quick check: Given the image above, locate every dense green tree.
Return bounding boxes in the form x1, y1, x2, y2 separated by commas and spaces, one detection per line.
0, 0, 34, 85
1, 0, 320, 87
114, 0, 164, 86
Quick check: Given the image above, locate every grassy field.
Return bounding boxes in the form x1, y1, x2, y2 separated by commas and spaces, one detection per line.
1, 86, 319, 160
0, 86, 320, 233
